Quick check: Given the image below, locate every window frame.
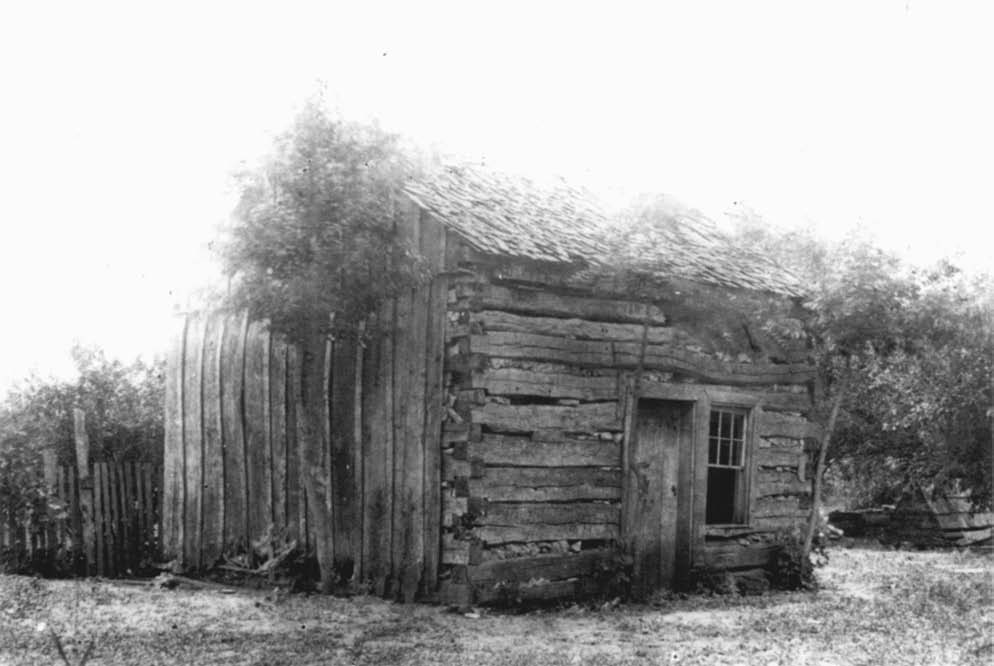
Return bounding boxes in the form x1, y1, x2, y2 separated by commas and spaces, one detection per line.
705, 405, 753, 526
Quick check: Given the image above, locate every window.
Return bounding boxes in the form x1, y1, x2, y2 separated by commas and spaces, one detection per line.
706, 408, 748, 524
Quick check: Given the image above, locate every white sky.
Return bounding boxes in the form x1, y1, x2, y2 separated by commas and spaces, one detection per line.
0, 0, 991, 390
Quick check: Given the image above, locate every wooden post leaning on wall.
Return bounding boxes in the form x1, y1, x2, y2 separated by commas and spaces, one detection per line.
73, 408, 96, 575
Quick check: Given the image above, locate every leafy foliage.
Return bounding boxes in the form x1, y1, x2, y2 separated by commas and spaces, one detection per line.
1, 345, 164, 467
219, 98, 429, 340
0, 345, 163, 573
730, 212, 993, 506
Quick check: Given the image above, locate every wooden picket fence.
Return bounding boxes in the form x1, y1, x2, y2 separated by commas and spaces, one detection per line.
1, 461, 160, 577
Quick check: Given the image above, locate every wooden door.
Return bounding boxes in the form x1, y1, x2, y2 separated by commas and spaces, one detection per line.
627, 399, 694, 594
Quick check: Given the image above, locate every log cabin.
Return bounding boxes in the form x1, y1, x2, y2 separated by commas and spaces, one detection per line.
162, 163, 821, 603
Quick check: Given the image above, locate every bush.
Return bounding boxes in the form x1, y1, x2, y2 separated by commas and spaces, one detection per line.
769, 530, 828, 591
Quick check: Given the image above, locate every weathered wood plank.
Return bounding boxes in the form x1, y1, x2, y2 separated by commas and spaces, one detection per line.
360, 314, 381, 584
470, 332, 814, 385
221, 312, 249, 553
470, 468, 622, 502
754, 469, 810, 497
471, 401, 621, 433
475, 502, 619, 526
285, 345, 301, 546
93, 463, 105, 576
471, 367, 619, 401
751, 496, 802, 518
470, 434, 620, 467
402, 282, 429, 602
423, 220, 448, 595
442, 533, 469, 565
755, 448, 804, 468
270, 337, 288, 539
143, 464, 155, 558
391, 291, 413, 598
473, 310, 675, 343
469, 549, 614, 585
370, 302, 395, 596
161, 316, 186, 563
475, 523, 619, 545
751, 515, 807, 531
107, 463, 120, 575
470, 283, 668, 325
330, 333, 358, 579
201, 314, 225, 569
756, 411, 823, 441
243, 320, 270, 556
474, 576, 604, 604
703, 385, 811, 413
182, 313, 206, 569
697, 543, 779, 570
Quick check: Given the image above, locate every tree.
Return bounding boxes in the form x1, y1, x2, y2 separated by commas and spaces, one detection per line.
1, 344, 165, 466
218, 100, 427, 591
729, 210, 993, 569
0, 345, 164, 569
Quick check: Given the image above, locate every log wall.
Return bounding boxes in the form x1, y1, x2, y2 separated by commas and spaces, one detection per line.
441, 261, 816, 603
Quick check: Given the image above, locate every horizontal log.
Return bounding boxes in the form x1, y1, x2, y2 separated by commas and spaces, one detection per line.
470, 549, 614, 585
443, 495, 468, 526
472, 367, 619, 401
471, 468, 622, 502
483, 466, 622, 487
755, 448, 804, 468
952, 527, 993, 545
475, 523, 619, 545
442, 535, 470, 565
757, 411, 823, 441
705, 385, 811, 413
758, 437, 804, 451
751, 496, 802, 518
935, 513, 994, 530
473, 310, 675, 344
470, 284, 668, 325
472, 401, 621, 432
476, 502, 620, 527
470, 434, 620, 467
697, 544, 779, 570
751, 516, 806, 531
443, 455, 471, 481
755, 469, 810, 496
475, 576, 603, 604
471, 332, 814, 385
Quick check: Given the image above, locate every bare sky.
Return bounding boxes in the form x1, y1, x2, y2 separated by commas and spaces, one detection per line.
0, 0, 991, 389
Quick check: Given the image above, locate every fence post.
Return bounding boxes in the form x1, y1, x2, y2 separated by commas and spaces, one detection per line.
42, 449, 57, 554
74, 408, 96, 575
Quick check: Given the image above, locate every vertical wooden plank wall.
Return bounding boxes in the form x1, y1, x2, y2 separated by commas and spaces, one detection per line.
162, 207, 449, 595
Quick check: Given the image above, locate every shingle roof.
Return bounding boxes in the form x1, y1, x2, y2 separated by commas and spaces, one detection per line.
404, 163, 803, 297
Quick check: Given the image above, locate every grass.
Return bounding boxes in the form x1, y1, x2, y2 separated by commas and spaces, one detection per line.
0, 545, 991, 665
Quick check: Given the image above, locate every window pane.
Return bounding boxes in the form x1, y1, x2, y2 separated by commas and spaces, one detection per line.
733, 413, 744, 441
706, 467, 737, 524
709, 437, 718, 464
732, 438, 741, 467
719, 411, 731, 439
709, 410, 720, 437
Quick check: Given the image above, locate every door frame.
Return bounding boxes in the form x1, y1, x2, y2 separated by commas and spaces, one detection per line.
620, 378, 763, 589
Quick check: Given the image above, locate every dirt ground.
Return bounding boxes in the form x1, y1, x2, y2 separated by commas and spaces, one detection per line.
1, 546, 991, 665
